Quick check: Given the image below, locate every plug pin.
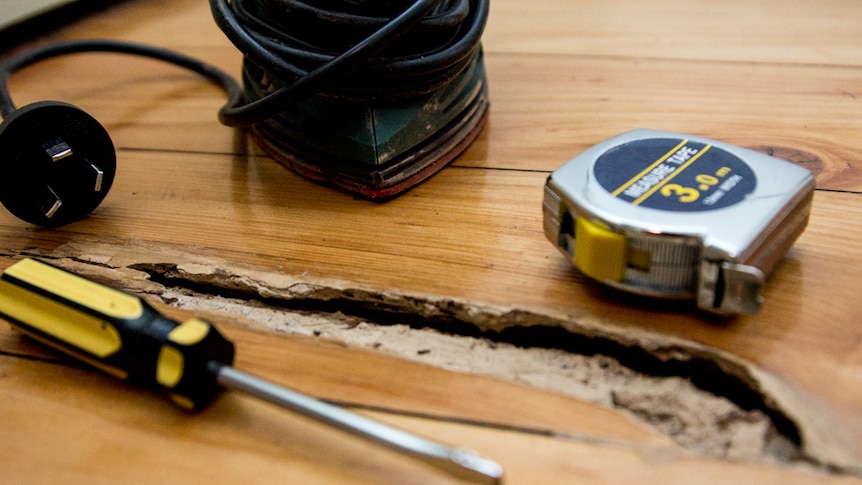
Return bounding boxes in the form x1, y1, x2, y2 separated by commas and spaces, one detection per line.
41, 185, 63, 218
44, 138, 73, 162
88, 161, 105, 192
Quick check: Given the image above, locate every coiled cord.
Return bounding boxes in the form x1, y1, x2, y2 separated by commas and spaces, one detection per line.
2, 1, 489, 130
209, 0, 490, 126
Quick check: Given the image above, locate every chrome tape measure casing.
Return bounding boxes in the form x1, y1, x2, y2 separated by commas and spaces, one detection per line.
543, 129, 815, 315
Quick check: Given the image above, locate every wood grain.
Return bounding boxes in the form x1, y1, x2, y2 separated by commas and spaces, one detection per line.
1, 321, 857, 485
1, 0, 861, 482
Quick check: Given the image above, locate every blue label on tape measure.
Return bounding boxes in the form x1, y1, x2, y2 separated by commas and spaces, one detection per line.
594, 137, 756, 211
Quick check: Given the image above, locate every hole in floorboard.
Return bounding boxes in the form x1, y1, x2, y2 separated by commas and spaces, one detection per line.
128, 262, 809, 465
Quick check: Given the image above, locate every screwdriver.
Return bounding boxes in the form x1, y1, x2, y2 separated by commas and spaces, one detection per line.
0, 258, 503, 484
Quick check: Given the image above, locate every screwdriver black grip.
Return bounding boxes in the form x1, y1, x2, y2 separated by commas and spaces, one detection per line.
0, 258, 235, 409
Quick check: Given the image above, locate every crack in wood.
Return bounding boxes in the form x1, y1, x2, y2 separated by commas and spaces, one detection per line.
5, 249, 856, 475
126, 261, 814, 468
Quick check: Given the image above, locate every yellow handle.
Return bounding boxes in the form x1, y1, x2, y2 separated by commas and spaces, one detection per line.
0, 258, 235, 410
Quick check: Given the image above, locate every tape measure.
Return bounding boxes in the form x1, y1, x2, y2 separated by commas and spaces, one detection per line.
543, 129, 815, 315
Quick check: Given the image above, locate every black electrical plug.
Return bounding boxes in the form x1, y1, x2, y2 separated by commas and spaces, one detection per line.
0, 101, 116, 227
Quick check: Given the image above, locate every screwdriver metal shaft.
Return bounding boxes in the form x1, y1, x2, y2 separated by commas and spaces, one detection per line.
214, 364, 504, 484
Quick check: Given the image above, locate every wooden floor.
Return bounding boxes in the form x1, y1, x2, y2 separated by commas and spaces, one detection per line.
1, 0, 861, 483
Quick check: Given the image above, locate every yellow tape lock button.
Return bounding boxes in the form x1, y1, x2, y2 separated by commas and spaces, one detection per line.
574, 217, 627, 282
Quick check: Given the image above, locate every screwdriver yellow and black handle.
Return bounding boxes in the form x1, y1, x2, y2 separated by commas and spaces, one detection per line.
0, 258, 235, 410
0, 257, 504, 484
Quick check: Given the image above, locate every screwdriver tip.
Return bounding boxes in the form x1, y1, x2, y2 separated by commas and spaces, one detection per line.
448, 448, 504, 484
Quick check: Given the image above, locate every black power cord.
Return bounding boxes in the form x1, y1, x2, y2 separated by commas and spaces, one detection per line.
0, 40, 243, 119
0, 0, 490, 226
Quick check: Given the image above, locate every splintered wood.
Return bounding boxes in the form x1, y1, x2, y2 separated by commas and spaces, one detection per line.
0, 242, 853, 475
